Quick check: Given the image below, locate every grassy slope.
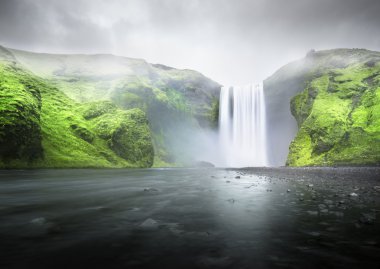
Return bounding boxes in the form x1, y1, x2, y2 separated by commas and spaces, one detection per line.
9, 48, 220, 166
287, 49, 380, 166
0, 62, 43, 164
0, 56, 153, 168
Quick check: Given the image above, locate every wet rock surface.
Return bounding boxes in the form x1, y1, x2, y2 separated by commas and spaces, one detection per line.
0, 167, 379, 269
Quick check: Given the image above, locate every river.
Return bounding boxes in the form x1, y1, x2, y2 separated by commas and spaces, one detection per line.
0, 167, 379, 268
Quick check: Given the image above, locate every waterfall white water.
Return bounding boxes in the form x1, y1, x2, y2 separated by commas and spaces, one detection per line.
219, 83, 268, 167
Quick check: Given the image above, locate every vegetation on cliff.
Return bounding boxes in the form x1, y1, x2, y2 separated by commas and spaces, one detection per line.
0, 62, 43, 163
0, 49, 154, 168
287, 49, 380, 166
0, 46, 219, 168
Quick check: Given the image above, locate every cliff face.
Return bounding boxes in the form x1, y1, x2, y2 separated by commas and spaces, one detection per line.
265, 49, 380, 166
287, 49, 380, 166
0, 46, 220, 168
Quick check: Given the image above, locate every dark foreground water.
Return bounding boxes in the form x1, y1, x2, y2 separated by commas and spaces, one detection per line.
0, 167, 379, 269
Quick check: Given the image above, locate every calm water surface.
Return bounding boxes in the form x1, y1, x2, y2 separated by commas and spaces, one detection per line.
0, 168, 379, 268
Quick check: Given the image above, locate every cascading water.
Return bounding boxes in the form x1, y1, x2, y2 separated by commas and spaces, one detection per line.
219, 83, 268, 167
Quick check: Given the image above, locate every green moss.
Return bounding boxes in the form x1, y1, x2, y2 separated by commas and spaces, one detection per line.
287, 128, 314, 166
0, 63, 43, 163
288, 62, 380, 166
81, 101, 117, 120
0, 61, 154, 168
209, 98, 219, 128
86, 106, 154, 167
2, 47, 220, 167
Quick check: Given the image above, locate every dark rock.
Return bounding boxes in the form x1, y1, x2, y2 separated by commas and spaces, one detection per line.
359, 213, 376, 225
365, 59, 378, 67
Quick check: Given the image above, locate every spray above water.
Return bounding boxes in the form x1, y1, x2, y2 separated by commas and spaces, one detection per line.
219, 83, 268, 167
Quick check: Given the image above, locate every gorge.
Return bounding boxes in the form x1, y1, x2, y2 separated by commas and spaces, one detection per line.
0, 46, 379, 168
2, 1, 380, 268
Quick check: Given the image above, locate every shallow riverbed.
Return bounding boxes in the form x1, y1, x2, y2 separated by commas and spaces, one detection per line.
0, 167, 379, 268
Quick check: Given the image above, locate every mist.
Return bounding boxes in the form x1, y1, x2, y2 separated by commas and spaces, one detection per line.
1, 0, 380, 85
1, 0, 380, 167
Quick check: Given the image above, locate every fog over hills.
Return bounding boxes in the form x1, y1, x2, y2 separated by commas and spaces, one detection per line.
1, 0, 380, 86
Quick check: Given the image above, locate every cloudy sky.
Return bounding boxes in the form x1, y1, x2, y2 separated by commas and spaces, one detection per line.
1, 0, 380, 85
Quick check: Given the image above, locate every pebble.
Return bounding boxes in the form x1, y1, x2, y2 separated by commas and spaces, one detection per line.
287, 189, 291, 193
235, 176, 241, 179
144, 188, 158, 192
309, 231, 321, 237
30, 217, 47, 225
320, 209, 329, 214
332, 211, 344, 217
327, 227, 339, 232
373, 186, 380, 192
307, 211, 318, 216
140, 218, 158, 228
359, 213, 376, 225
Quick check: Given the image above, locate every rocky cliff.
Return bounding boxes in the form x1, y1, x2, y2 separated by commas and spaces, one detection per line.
265, 49, 380, 166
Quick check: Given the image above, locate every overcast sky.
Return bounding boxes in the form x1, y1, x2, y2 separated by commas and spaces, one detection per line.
1, 0, 380, 85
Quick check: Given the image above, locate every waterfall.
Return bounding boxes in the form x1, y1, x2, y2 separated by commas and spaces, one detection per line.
219, 83, 268, 167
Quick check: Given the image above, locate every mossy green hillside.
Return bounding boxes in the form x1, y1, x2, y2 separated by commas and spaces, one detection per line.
80, 102, 154, 167
0, 60, 154, 168
0, 63, 43, 162
287, 57, 380, 166
8, 48, 220, 166
264, 49, 380, 165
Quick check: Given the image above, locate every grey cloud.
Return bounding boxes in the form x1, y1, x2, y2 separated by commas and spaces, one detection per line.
0, 0, 380, 85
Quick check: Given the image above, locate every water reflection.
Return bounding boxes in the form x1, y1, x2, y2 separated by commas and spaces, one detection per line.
0, 168, 379, 269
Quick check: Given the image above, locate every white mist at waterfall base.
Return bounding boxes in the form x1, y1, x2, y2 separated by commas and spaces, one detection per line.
219, 83, 268, 167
